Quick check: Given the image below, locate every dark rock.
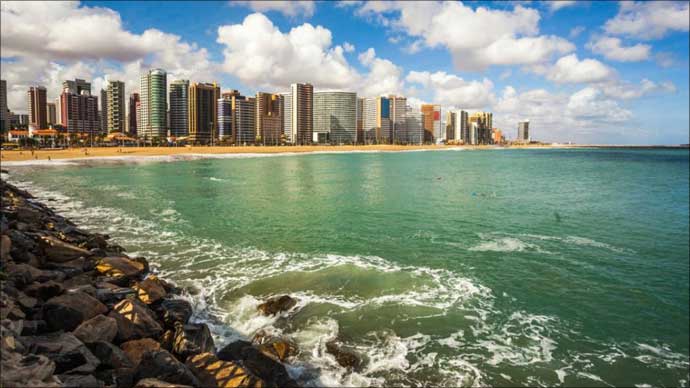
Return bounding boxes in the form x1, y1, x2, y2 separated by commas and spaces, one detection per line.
8, 229, 38, 254
0, 353, 60, 387
39, 235, 92, 263
95, 286, 136, 305
53, 350, 89, 374
160, 330, 174, 351
186, 352, 264, 388
42, 291, 108, 331
73, 314, 118, 344
172, 322, 215, 361
108, 299, 163, 342
24, 280, 64, 300
159, 299, 192, 329
85, 234, 108, 250
134, 277, 167, 305
134, 378, 192, 387
57, 374, 104, 388
135, 350, 199, 387
258, 338, 298, 363
15, 291, 38, 309
21, 332, 100, 374
0, 234, 11, 261
21, 320, 48, 336
257, 295, 297, 316
121, 338, 161, 367
86, 341, 134, 369
95, 256, 146, 282
217, 340, 296, 387
325, 340, 361, 370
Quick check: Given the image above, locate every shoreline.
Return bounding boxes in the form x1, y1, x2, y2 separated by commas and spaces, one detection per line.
0, 178, 312, 387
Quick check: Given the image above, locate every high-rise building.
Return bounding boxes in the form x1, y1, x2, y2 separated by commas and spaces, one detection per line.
169, 80, 189, 137
46, 102, 57, 125
518, 121, 530, 142
313, 91, 357, 144
256, 92, 283, 145
492, 128, 504, 144
217, 96, 233, 140
235, 97, 256, 144
107, 80, 125, 133
128, 93, 139, 136
100, 88, 108, 134
402, 108, 424, 145
356, 97, 364, 144
290, 83, 313, 145
421, 104, 441, 143
0, 80, 9, 134
63, 79, 91, 95
389, 95, 407, 144
362, 96, 391, 144
60, 88, 99, 135
469, 122, 479, 145
188, 82, 220, 144
281, 92, 292, 143
139, 69, 167, 139
445, 111, 456, 142
469, 112, 493, 144
27, 86, 47, 130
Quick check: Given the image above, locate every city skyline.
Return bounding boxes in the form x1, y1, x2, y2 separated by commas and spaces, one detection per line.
1, 1, 689, 144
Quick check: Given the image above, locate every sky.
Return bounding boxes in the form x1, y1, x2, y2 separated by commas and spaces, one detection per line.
1, 0, 688, 144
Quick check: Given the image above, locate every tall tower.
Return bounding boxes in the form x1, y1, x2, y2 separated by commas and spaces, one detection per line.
107, 80, 125, 133
140, 69, 167, 139
290, 83, 313, 145
100, 88, 108, 134
188, 82, 220, 144
128, 93, 139, 136
169, 80, 189, 137
256, 92, 283, 145
27, 86, 47, 130
313, 91, 357, 144
0, 80, 9, 133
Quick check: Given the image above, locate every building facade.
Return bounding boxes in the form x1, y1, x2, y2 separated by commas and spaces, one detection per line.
290, 83, 313, 145
313, 91, 357, 144
421, 104, 442, 143
402, 108, 424, 145
469, 112, 493, 144
60, 89, 99, 135
46, 102, 57, 125
27, 86, 47, 130
217, 96, 232, 140
361, 97, 391, 144
1, 80, 9, 133
256, 92, 283, 145
139, 69, 167, 139
518, 121, 530, 142
389, 95, 407, 144
128, 93, 139, 136
107, 80, 125, 133
169, 79, 189, 137
281, 92, 292, 144
188, 82, 220, 144
63, 79, 91, 95
100, 88, 108, 134
235, 97, 256, 144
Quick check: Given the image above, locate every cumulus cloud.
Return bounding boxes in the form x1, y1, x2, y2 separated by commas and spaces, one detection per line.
358, 48, 405, 96
342, 42, 355, 53
569, 26, 585, 38
351, 1, 574, 71
604, 1, 689, 40
217, 13, 360, 91
586, 36, 651, 62
602, 79, 676, 99
406, 71, 494, 109
547, 1, 577, 12
545, 54, 616, 84
231, 1, 316, 18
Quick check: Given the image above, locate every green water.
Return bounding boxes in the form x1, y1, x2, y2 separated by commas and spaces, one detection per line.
7, 148, 689, 386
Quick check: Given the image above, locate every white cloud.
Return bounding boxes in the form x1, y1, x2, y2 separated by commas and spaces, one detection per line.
358, 47, 376, 66
547, 1, 577, 12
602, 79, 676, 99
351, 1, 574, 71
342, 42, 355, 53
586, 36, 651, 62
604, 1, 690, 40
569, 26, 585, 38
655, 52, 675, 68
566, 87, 632, 122
216, 13, 360, 90
403, 39, 424, 54
545, 54, 615, 84
358, 48, 405, 96
406, 71, 495, 109
231, 1, 316, 18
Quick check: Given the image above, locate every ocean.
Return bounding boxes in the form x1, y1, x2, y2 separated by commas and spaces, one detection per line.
6, 148, 689, 387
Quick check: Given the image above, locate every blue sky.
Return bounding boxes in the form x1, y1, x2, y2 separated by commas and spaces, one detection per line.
1, 1, 688, 144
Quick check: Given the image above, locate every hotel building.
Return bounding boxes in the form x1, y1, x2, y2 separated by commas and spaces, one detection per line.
139, 69, 167, 139
128, 93, 139, 135
362, 96, 391, 144
314, 91, 357, 144
60, 87, 99, 134
421, 104, 442, 143
290, 83, 313, 145
169, 80, 189, 137
46, 102, 57, 125
235, 97, 256, 144
27, 86, 47, 130
256, 92, 284, 145
188, 82, 220, 144
518, 121, 530, 142
106, 80, 125, 133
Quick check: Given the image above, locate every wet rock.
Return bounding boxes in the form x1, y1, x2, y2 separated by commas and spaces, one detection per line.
21, 332, 100, 374
258, 338, 298, 363
7, 229, 37, 256
95, 286, 137, 305
42, 291, 108, 331
135, 350, 200, 387
134, 378, 192, 388
160, 330, 174, 351
159, 299, 192, 329
325, 341, 361, 370
24, 280, 64, 300
73, 314, 118, 344
257, 295, 297, 316
109, 299, 163, 342
186, 352, 264, 388
21, 319, 48, 336
217, 340, 296, 387
134, 277, 167, 305
86, 341, 134, 369
96, 256, 147, 282
85, 234, 109, 250
39, 235, 92, 263
57, 374, 104, 388
172, 322, 215, 361
121, 338, 161, 367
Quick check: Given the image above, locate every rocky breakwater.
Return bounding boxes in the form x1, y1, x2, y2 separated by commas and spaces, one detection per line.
0, 178, 303, 388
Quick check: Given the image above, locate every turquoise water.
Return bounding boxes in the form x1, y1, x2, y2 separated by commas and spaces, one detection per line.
7, 148, 689, 386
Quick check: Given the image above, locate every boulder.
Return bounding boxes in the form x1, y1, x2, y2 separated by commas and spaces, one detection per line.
217, 340, 296, 387
86, 341, 134, 369
325, 341, 361, 370
24, 280, 64, 300
135, 350, 200, 387
39, 235, 92, 263
73, 314, 118, 344
42, 291, 108, 331
21, 320, 48, 336
134, 378, 192, 388
186, 352, 264, 388
134, 277, 167, 305
96, 256, 146, 282
57, 374, 104, 388
21, 332, 101, 374
0, 352, 60, 388
171, 322, 215, 361
15, 292, 38, 309
160, 330, 174, 351
108, 299, 163, 342
0, 234, 11, 261
121, 338, 161, 367
258, 338, 298, 363
159, 299, 192, 329
257, 295, 297, 316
